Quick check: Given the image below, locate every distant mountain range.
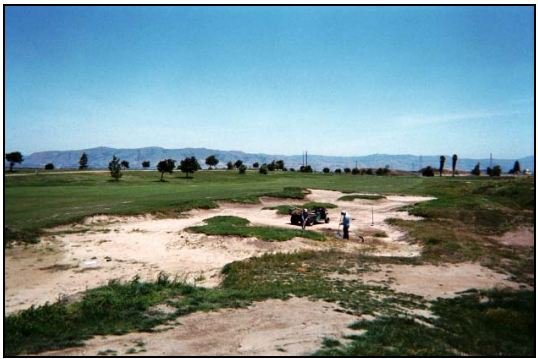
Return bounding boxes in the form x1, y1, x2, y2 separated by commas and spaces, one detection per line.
6, 146, 535, 173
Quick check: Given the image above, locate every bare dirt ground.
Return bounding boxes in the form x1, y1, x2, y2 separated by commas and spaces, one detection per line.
39, 297, 358, 356
5, 189, 433, 314
490, 227, 534, 247
6, 189, 532, 356
328, 262, 530, 301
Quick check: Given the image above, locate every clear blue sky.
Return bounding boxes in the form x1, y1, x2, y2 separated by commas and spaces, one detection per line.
6, 6, 534, 158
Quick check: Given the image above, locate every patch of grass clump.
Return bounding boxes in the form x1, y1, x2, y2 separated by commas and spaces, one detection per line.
187, 216, 325, 241
315, 289, 534, 357
338, 194, 386, 201
264, 202, 337, 215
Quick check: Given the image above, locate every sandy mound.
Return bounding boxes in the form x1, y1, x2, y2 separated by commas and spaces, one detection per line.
5, 189, 434, 314
38, 297, 357, 356
331, 262, 528, 300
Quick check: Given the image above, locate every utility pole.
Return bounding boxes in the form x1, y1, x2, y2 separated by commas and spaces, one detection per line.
419, 155, 423, 170
490, 153, 493, 168
355, 160, 358, 169
305, 151, 308, 166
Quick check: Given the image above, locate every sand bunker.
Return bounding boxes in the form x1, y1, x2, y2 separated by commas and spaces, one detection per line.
38, 297, 358, 356
491, 227, 534, 247
331, 262, 528, 300
5, 189, 435, 314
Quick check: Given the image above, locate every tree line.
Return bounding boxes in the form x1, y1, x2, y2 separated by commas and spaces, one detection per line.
5, 151, 529, 178
420, 154, 523, 177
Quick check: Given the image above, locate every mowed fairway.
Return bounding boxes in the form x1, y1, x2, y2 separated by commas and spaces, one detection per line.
6, 170, 429, 238
4, 170, 535, 356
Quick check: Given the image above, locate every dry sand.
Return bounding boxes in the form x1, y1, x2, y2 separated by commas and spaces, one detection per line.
39, 297, 358, 356
6, 189, 532, 356
5, 189, 434, 314
334, 262, 530, 300
491, 227, 534, 247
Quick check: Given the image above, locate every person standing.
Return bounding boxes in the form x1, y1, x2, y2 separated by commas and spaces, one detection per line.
301, 208, 309, 230
341, 211, 351, 239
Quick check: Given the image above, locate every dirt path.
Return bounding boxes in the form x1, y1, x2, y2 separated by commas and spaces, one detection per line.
5, 189, 434, 314
39, 297, 358, 356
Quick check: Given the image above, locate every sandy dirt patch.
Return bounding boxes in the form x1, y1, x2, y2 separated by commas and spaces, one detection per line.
5, 189, 433, 314
38, 297, 358, 356
335, 262, 529, 300
491, 227, 534, 247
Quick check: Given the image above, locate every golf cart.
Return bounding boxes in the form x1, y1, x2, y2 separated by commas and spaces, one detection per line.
290, 207, 330, 227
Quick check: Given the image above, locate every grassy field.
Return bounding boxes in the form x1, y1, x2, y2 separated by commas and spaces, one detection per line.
4, 170, 535, 355
5, 170, 533, 240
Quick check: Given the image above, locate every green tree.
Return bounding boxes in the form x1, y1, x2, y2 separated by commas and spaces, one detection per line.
234, 160, 243, 169
44, 163, 55, 170
252, 162, 259, 168
108, 156, 123, 181
157, 159, 176, 182
421, 166, 435, 177
510, 160, 521, 174
471, 162, 481, 176
79, 152, 88, 170
120, 160, 129, 169
344, 168, 351, 174
490, 165, 502, 177
226, 161, 234, 170
238, 164, 247, 174
179, 156, 201, 178
299, 165, 313, 173
205, 155, 219, 170
352, 168, 360, 175
275, 160, 285, 170
323, 167, 330, 173
142, 161, 150, 169
5, 152, 23, 172
334, 168, 342, 174
259, 164, 268, 175
439, 155, 446, 176
451, 154, 458, 177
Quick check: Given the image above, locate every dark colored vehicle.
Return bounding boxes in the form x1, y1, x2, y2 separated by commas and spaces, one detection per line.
290, 207, 330, 227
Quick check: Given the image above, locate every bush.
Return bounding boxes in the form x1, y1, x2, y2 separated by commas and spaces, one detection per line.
421, 166, 435, 177
322, 167, 330, 174
44, 163, 55, 170
344, 168, 351, 174
299, 165, 313, 173
334, 169, 342, 174
289, 168, 295, 172
365, 168, 374, 175
351, 168, 360, 175
252, 162, 259, 168
238, 164, 247, 174
259, 165, 268, 175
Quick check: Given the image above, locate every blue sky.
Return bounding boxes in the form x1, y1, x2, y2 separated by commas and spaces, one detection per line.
5, 6, 534, 158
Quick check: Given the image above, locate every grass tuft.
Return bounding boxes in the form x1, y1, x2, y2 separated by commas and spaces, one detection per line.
187, 216, 325, 241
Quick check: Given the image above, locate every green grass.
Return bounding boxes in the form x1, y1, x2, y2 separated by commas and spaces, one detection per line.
315, 289, 535, 357
186, 215, 325, 241
6, 250, 534, 356
7, 171, 532, 242
338, 194, 386, 201
5, 171, 535, 355
263, 201, 338, 215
